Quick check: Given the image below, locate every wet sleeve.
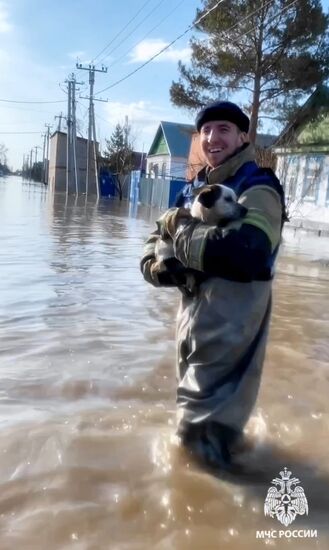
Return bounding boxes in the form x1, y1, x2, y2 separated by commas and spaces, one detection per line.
140, 231, 186, 287
173, 186, 282, 280
140, 231, 162, 287
239, 185, 282, 252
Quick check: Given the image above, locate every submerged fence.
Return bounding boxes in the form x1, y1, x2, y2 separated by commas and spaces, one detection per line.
100, 171, 187, 210
137, 176, 186, 209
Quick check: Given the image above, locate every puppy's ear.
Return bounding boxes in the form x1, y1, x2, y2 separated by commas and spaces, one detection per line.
197, 186, 222, 209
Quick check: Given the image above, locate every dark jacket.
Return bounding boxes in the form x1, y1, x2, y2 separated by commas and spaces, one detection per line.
141, 144, 286, 285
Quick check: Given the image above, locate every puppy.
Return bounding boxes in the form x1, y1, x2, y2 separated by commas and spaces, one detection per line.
191, 183, 247, 226
156, 184, 248, 295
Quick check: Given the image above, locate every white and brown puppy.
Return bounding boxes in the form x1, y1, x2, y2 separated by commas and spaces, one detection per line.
191, 183, 247, 225
156, 183, 247, 259
155, 184, 248, 294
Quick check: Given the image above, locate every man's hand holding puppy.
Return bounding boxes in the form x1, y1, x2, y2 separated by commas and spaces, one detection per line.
140, 207, 192, 288
149, 207, 193, 289
156, 207, 192, 240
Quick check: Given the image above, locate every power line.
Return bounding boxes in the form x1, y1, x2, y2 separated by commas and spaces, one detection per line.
76, 99, 89, 120
91, 0, 154, 64
0, 121, 45, 126
108, 0, 186, 69
0, 104, 56, 115
0, 98, 65, 104
94, 111, 112, 126
74, 100, 87, 137
0, 131, 42, 134
95, 0, 299, 96
97, 0, 167, 66
94, 0, 227, 95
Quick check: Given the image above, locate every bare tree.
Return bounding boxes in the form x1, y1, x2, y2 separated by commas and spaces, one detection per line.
0, 143, 8, 166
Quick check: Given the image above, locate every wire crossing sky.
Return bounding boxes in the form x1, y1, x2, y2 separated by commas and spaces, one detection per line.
1, 0, 328, 169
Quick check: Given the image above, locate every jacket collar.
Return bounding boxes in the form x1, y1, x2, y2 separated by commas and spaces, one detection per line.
206, 143, 256, 185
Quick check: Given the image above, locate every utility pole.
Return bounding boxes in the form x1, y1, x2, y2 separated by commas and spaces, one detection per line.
34, 145, 41, 165
76, 63, 107, 198
55, 112, 63, 132
139, 143, 145, 172
71, 77, 79, 195
65, 73, 83, 195
22, 154, 28, 179
29, 148, 33, 181
44, 123, 52, 185
41, 133, 46, 183
66, 77, 72, 195
33, 146, 41, 182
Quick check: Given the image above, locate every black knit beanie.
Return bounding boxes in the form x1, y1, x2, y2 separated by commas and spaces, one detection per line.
196, 101, 250, 133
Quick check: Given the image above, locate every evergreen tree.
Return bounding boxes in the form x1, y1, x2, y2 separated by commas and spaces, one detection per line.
170, 0, 329, 141
104, 122, 134, 175
103, 121, 135, 200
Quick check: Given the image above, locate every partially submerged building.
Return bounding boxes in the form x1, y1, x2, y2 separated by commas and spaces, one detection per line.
49, 131, 99, 194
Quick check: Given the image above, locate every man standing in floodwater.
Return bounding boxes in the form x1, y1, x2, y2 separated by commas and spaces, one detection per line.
140, 101, 287, 469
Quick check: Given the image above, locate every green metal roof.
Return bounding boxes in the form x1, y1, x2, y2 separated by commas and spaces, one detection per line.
148, 121, 195, 158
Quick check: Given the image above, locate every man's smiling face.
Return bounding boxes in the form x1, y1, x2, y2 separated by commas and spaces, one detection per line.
200, 120, 246, 168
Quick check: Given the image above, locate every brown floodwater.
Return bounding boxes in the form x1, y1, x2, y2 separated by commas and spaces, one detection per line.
0, 176, 328, 550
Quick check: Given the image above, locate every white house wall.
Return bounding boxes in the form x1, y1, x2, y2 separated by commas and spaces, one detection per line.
170, 157, 188, 179
146, 155, 188, 180
276, 154, 329, 225
146, 154, 170, 179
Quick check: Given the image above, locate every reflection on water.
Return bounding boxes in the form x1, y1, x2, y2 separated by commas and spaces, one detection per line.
0, 177, 329, 549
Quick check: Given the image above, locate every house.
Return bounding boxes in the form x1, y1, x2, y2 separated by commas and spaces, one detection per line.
274, 85, 329, 229
146, 121, 195, 180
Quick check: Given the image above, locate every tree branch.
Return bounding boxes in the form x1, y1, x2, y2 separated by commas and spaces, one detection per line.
258, 115, 285, 121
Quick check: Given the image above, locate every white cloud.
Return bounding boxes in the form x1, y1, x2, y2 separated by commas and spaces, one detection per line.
102, 100, 165, 149
99, 99, 194, 153
104, 99, 164, 126
0, 2, 12, 33
129, 39, 191, 64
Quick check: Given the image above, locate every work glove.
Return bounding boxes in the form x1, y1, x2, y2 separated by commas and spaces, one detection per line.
156, 207, 192, 240
141, 233, 187, 288
150, 257, 188, 287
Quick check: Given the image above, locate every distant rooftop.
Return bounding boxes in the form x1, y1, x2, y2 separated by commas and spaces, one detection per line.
148, 121, 195, 158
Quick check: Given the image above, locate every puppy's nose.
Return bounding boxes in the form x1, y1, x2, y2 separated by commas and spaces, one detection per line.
238, 204, 248, 218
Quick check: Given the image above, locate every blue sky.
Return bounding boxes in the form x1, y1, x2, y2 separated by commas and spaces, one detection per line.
0, 0, 201, 169
1, 0, 329, 169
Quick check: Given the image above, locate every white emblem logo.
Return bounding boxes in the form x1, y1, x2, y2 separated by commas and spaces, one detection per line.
264, 467, 308, 526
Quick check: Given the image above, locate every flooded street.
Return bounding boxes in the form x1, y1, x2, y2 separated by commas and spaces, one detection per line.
0, 176, 329, 549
